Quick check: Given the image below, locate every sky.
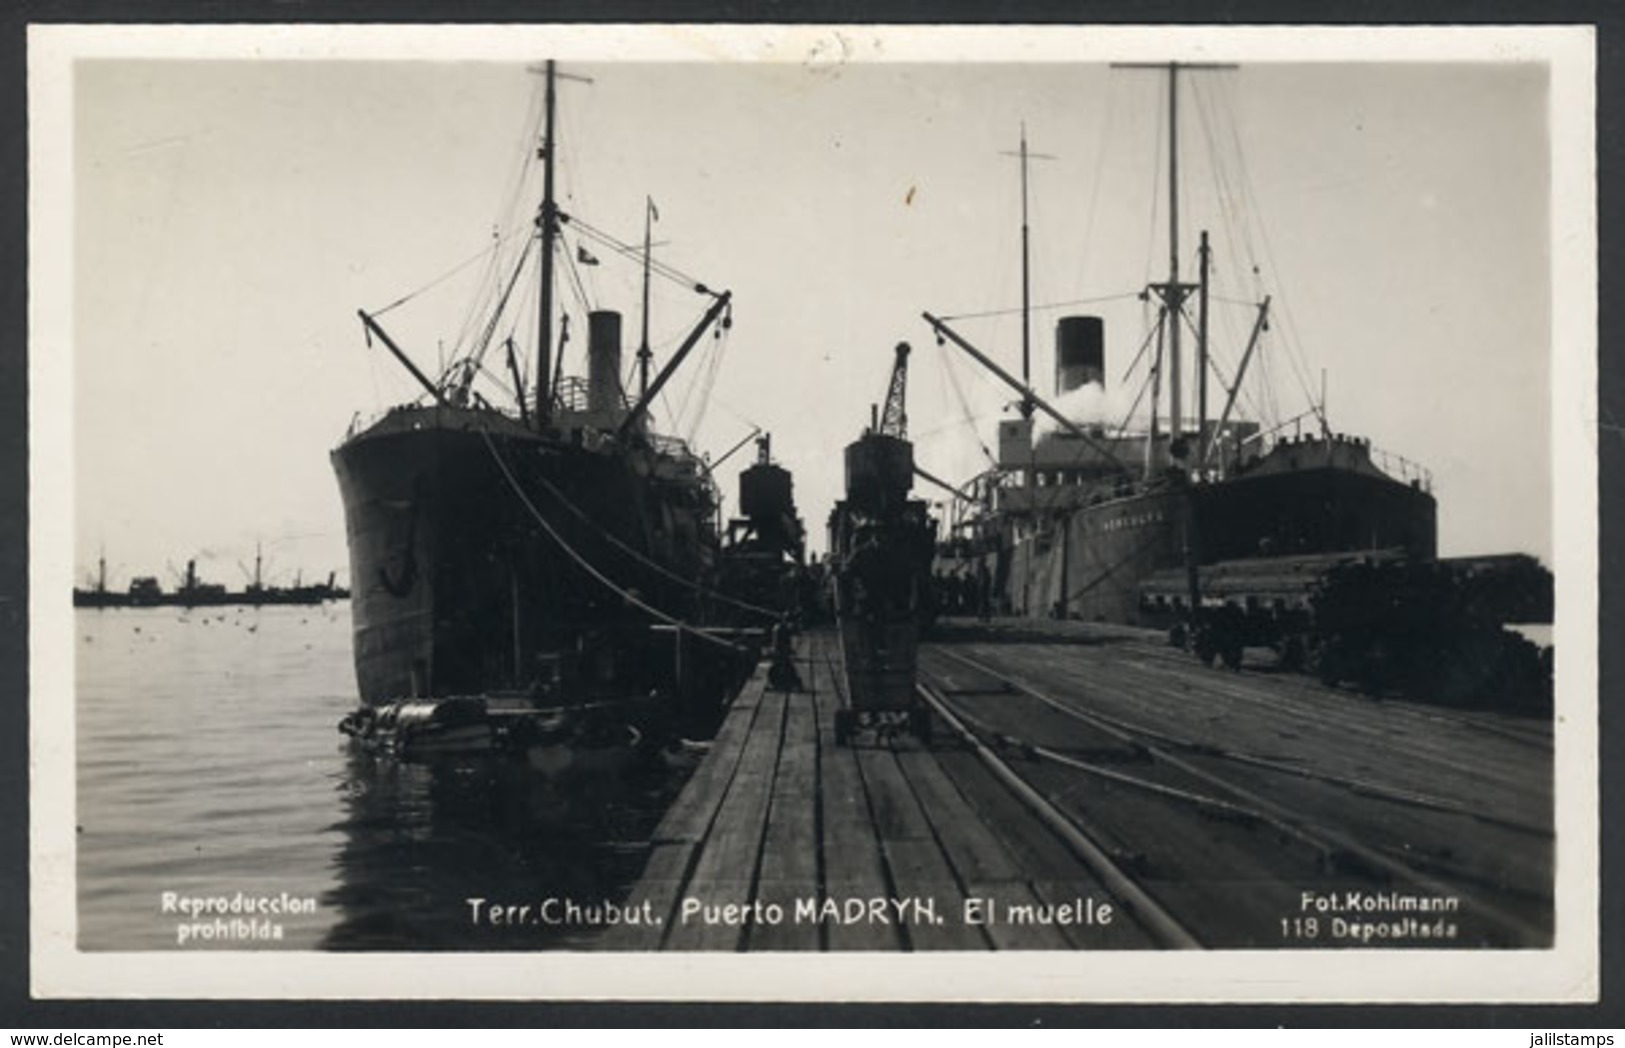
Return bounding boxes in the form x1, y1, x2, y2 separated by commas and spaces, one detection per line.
54, 27, 1577, 590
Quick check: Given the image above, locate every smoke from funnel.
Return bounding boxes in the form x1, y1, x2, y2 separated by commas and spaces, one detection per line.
1033, 381, 1140, 440
1034, 314, 1133, 439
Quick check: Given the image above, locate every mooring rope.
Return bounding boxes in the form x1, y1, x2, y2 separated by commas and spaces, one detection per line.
477, 427, 751, 654
527, 469, 780, 622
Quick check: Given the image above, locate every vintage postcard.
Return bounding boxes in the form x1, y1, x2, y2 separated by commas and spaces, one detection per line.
29, 23, 1598, 1002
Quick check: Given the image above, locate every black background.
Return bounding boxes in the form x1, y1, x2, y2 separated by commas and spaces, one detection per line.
0, 0, 1617, 1030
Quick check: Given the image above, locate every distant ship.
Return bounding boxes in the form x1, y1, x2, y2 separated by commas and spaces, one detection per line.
928, 65, 1435, 633
914, 62, 1563, 705
331, 62, 755, 738
73, 552, 349, 608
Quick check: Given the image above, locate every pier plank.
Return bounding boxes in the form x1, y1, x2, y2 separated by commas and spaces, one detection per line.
924, 747, 1161, 948
852, 749, 989, 950
853, 748, 935, 842
601, 840, 695, 951
1027, 878, 1160, 950
875, 838, 987, 950
748, 692, 823, 951
624, 625, 1280, 952
894, 750, 1073, 949
818, 729, 904, 951
806, 630, 907, 951
961, 880, 1077, 951
661, 688, 789, 951
895, 749, 1023, 883
653, 666, 771, 845
961, 632, 1551, 825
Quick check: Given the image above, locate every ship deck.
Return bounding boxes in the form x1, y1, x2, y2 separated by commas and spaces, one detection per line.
605, 619, 1554, 951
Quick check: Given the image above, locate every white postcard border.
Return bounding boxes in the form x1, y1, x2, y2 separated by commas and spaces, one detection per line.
28, 21, 1600, 1003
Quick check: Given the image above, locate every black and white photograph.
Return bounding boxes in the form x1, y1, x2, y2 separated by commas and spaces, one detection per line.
28, 23, 1597, 1002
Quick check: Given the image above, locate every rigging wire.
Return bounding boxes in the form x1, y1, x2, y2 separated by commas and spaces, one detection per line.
1174, 292, 1264, 429
525, 465, 779, 622
1114, 307, 1167, 442
1206, 76, 1324, 425
682, 326, 731, 446
368, 229, 526, 318
1075, 70, 1120, 297
561, 229, 595, 318
499, 80, 546, 239
1142, 72, 1167, 291
934, 338, 999, 470
1192, 79, 1274, 418
669, 320, 728, 441
940, 291, 1141, 324
451, 235, 508, 362
464, 235, 537, 375
450, 82, 548, 362
502, 265, 539, 391
476, 427, 752, 654
568, 216, 712, 294
642, 300, 729, 440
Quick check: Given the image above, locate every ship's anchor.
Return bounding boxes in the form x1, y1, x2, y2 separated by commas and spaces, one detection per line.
379, 478, 423, 597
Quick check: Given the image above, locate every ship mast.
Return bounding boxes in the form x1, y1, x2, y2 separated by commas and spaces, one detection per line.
1017, 127, 1034, 418
638, 196, 655, 398
1115, 61, 1234, 467
1166, 64, 1183, 452
535, 59, 558, 429
1020, 125, 1033, 412
1002, 125, 1053, 419
1197, 229, 1211, 467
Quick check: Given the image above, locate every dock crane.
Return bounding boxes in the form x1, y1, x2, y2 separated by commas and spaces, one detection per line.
830, 341, 935, 745
876, 341, 910, 439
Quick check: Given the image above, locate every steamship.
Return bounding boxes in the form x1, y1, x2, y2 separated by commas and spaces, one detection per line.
925, 65, 1438, 626
331, 62, 746, 732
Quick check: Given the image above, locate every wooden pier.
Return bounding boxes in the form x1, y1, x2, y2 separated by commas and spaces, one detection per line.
605, 620, 1554, 952
606, 628, 1159, 951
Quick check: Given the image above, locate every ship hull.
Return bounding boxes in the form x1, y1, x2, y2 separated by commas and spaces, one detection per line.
332, 405, 726, 713
967, 465, 1437, 624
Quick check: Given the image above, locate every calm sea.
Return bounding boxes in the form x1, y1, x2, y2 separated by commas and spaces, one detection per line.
76, 604, 691, 951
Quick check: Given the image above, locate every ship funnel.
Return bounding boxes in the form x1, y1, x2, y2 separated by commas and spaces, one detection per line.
587, 310, 624, 414
1055, 316, 1104, 394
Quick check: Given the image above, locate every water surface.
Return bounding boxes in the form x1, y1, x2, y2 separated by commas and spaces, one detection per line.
76, 605, 684, 951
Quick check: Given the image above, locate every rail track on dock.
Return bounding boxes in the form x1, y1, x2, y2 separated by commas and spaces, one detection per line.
913, 624, 1554, 949
609, 626, 1552, 952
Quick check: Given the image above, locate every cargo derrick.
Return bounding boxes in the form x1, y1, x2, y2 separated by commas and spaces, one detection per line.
830, 342, 936, 744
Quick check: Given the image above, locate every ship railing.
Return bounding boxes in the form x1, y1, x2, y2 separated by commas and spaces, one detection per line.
1251, 429, 1433, 493
649, 432, 694, 459
345, 393, 532, 438
550, 376, 591, 413
1368, 444, 1433, 492
648, 434, 709, 478
345, 405, 424, 438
